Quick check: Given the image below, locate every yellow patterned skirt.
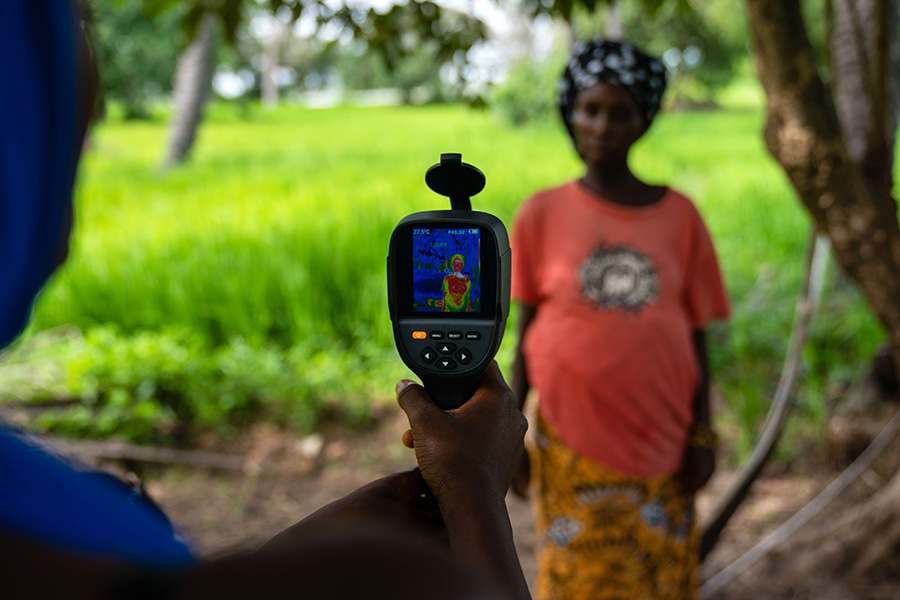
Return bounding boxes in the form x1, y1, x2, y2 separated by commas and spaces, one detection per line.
532, 414, 699, 600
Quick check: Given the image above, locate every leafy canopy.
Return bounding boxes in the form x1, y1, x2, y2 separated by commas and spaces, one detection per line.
135, 0, 485, 70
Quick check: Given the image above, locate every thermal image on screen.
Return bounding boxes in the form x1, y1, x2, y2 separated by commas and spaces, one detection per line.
412, 228, 481, 313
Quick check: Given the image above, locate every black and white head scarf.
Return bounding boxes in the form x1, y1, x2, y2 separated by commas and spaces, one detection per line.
558, 39, 667, 143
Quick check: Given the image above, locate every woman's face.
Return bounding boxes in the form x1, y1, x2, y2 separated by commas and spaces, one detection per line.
571, 81, 647, 168
453, 257, 464, 272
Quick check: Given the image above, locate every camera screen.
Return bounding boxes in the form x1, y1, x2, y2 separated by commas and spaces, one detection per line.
412, 227, 481, 313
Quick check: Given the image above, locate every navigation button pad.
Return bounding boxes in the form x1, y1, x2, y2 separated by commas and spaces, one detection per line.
399, 321, 496, 374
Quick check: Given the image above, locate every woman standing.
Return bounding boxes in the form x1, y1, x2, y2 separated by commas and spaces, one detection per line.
510, 39, 730, 599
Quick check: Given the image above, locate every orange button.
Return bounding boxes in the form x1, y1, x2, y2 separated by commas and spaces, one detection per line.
412, 331, 427, 339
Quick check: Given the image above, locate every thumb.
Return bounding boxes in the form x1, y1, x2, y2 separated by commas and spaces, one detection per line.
396, 379, 444, 430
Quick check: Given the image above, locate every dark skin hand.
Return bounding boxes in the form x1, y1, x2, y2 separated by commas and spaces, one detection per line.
263, 467, 445, 549
398, 362, 531, 600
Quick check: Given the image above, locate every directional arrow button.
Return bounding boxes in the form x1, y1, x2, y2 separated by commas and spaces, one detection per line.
456, 348, 472, 365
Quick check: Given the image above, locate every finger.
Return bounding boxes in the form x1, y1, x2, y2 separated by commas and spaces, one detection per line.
463, 361, 516, 410
401, 429, 414, 448
471, 361, 506, 395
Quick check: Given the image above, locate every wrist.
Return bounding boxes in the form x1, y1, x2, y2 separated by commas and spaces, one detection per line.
438, 492, 515, 561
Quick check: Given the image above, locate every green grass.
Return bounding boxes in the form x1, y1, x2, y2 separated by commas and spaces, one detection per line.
0, 102, 886, 454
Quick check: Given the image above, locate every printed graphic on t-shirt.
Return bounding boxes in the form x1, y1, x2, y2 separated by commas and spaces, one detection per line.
579, 245, 658, 311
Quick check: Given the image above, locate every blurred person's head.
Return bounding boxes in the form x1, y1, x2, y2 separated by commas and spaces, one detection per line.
0, 0, 98, 348
557, 39, 667, 167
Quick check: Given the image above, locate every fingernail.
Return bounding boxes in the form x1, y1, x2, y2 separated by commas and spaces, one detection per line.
396, 379, 415, 396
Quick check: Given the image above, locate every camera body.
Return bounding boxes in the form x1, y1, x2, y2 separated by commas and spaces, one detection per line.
387, 156, 511, 409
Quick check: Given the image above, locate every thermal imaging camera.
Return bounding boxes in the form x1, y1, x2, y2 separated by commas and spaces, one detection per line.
387, 154, 511, 410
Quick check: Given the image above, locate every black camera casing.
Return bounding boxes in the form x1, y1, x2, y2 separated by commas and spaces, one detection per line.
387, 157, 511, 409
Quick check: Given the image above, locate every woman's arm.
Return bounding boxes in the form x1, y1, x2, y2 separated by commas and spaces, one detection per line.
510, 303, 537, 499
511, 303, 537, 412
682, 329, 716, 494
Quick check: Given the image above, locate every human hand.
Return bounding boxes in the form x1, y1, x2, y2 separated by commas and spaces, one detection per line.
509, 450, 531, 500
263, 468, 443, 550
396, 362, 528, 509
681, 445, 715, 495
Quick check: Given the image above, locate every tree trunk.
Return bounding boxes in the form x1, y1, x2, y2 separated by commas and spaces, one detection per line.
830, 0, 899, 219
163, 12, 216, 169
260, 15, 286, 110
745, 0, 900, 371
735, 0, 900, 577
605, 2, 623, 40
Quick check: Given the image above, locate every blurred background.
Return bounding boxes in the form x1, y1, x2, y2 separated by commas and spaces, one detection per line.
1, 1, 897, 595
5, 0, 871, 452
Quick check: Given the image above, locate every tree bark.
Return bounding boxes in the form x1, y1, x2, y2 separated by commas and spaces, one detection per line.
745, 0, 900, 368
830, 0, 899, 220
163, 12, 216, 168
605, 2, 623, 40
729, 0, 900, 579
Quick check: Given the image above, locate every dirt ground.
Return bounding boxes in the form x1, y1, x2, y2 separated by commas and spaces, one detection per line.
77, 403, 897, 600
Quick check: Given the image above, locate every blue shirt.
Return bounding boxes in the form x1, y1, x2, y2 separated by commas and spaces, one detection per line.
0, 0, 195, 567
0, 428, 195, 567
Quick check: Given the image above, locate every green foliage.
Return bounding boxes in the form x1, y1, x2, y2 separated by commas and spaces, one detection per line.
4, 326, 390, 443
133, 0, 486, 87
90, 0, 183, 119
490, 55, 565, 126
490, 0, 753, 126
571, 0, 751, 105
0, 104, 885, 456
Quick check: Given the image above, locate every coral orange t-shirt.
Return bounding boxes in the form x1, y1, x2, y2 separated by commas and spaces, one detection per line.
511, 181, 730, 477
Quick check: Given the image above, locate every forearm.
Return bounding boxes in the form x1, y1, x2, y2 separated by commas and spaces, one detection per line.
441, 493, 531, 600
1, 529, 123, 600
691, 329, 711, 426
512, 303, 537, 411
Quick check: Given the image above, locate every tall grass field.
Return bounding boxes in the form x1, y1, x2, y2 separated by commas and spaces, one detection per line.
0, 102, 885, 458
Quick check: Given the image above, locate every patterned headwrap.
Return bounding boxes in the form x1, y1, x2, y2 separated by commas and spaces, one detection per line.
558, 39, 667, 143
